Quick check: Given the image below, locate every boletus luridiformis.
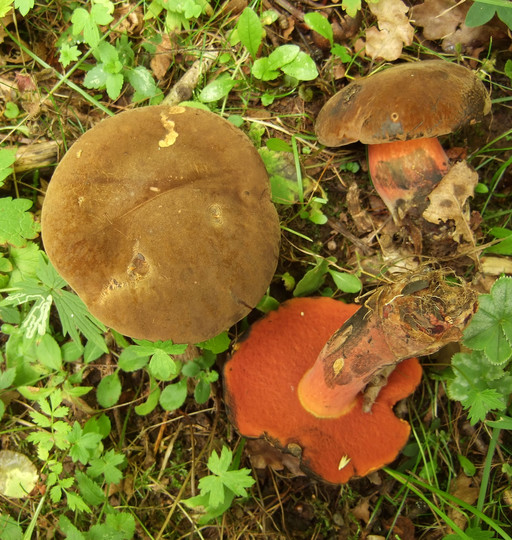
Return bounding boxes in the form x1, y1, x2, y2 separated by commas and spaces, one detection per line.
41, 106, 281, 344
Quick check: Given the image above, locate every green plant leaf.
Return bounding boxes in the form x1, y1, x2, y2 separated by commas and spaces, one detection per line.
304, 12, 333, 45
127, 66, 159, 101
148, 349, 181, 381
194, 379, 211, 403
198, 331, 230, 354
328, 270, 362, 293
485, 227, 512, 255
281, 50, 318, 81
237, 7, 263, 59
36, 333, 62, 371
198, 75, 236, 103
59, 43, 81, 67
75, 470, 106, 506
96, 372, 121, 408
84, 65, 109, 90
293, 257, 330, 296
342, 0, 361, 18
465, 1, 496, 27
0, 148, 16, 187
159, 378, 188, 411
14, 0, 33, 16
0, 198, 40, 247
105, 72, 124, 100
134, 376, 160, 415
87, 449, 125, 484
463, 276, 512, 364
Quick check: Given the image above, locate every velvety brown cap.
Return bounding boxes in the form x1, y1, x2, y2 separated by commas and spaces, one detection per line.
41, 106, 280, 344
315, 60, 491, 146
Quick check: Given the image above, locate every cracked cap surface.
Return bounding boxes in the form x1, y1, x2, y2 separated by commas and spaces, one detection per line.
41, 106, 280, 343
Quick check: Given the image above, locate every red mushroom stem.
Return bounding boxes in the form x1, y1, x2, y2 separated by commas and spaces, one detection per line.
298, 271, 478, 419
367, 137, 450, 221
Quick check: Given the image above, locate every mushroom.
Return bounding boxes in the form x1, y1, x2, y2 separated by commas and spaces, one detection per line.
315, 60, 491, 220
41, 105, 281, 344
297, 271, 478, 419
224, 296, 423, 483
224, 272, 478, 483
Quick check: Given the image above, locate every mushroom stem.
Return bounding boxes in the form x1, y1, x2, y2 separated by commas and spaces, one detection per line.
298, 271, 478, 419
367, 137, 450, 220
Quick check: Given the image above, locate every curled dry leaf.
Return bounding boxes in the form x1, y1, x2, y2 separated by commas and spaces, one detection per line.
448, 474, 478, 532
246, 439, 305, 477
422, 161, 478, 244
365, 0, 414, 61
411, 0, 505, 54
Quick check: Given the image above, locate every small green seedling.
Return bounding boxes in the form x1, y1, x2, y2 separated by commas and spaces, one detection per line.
183, 445, 255, 524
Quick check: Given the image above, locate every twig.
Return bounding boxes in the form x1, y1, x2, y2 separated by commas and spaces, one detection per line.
162, 49, 219, 106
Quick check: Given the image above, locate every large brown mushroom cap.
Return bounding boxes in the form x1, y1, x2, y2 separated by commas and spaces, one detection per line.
315, 60, 491, 147
224, 297, 422, 484
41, 106, 280, 343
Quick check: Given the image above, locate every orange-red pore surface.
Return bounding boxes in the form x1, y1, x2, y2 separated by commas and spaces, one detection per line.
224, 297, 422, 484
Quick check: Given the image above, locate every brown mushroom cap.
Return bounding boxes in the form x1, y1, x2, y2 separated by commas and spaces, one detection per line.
41, 106, 280, 344
315, 60, 491, 147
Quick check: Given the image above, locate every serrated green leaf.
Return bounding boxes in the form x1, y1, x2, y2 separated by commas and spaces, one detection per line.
14, 0, 33, 16
75, 470, 106, 505
198, 331, 230, 354
84, 64, 109, 90
59, 43, 81, 67
96, 372, 121, 408
127, 66, 158, 100
463, 277, 512, 364
159, 378, 187, 411
341, 0, 361, 18
7, 242, 41, 285
0, 198, 40, 247
58, 515, 86, 540
105, 72, 124, 100
304, 12, 333, 45
148, 349, 180, 381
237, 7, 263, 59
66, 491, 91, 513
87, 450, 124, 484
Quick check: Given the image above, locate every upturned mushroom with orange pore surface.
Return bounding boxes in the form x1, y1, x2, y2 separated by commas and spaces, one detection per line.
224, 296, 422, 483
298, 271, 478, 419
224, 272, 478, 483
315, 60, 491, 220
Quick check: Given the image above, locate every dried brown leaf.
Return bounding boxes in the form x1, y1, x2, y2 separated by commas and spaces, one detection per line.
422, 161, 478, 244
365, 0, 414, 61
448, 474, 479, 532
411, 0, 502, 53
150, 34, 175, 80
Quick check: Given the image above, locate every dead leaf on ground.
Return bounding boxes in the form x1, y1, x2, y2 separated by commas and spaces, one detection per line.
150, 34, 176, 80
352, 497, 371, 523
384, 515, 415, 540
448, 474, 479, 532
365, 0, 414, 61
411, 0, 507, 54
246, 439, 305, 477
422, 161, 478, 244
